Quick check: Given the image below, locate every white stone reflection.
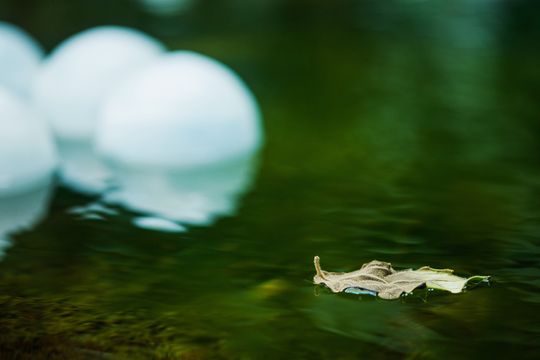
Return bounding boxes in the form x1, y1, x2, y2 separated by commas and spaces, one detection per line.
33, 26, 165, 193
138, 0, 194, 14
133, 216, 187, 233
0, 182, 54, 259
0, 22, 43, 98
103, 155, 258, 228
0, 87, 56, 259
55, 139, 112, 194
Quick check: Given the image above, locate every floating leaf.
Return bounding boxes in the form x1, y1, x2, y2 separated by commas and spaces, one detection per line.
313, 256, 490, 300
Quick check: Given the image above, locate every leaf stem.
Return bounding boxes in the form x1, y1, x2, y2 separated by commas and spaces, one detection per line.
314, 256, 327, 280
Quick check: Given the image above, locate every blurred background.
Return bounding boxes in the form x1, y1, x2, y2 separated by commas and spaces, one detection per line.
1, 0, 540, 359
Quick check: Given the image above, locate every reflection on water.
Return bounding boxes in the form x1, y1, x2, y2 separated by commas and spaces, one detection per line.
103, 155, 258, 227
1, 0, 540, 359
0, 180, 54, 259
138, 0, 194, 15
132, 216, 187, 232
55, 139, 112, 194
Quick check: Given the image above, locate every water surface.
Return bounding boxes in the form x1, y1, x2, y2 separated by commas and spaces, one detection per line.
1, 1, 540, 358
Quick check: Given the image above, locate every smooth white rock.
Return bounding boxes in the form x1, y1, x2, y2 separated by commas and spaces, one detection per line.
33, 26, 165, 141
96, 51, 263, 168
0, 22, 43, 98
0, 87, 57, 196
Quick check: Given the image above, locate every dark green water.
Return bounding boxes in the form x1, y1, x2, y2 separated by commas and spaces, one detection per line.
2, 1, 540, 358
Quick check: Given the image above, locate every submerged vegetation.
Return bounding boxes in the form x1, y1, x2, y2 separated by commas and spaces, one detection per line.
0, 295, 225, 359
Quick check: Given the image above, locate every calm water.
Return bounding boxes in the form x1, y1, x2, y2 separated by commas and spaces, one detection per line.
2, 1, 540, 358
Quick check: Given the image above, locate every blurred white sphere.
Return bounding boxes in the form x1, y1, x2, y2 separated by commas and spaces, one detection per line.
0, 22, 43, 98
96, 51, 263, 168
0, 87, 57, 196
34, 26, 165, 140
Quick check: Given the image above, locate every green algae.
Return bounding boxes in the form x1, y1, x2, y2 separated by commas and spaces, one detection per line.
0, 295, 225, 359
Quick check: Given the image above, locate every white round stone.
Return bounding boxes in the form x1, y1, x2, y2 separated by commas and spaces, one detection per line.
0, 22, 43, 98
0, 87, 57, 196
96, 51, 263, 168
33, 26, 165, 141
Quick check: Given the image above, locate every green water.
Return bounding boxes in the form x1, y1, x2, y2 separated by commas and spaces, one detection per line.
2, 1, 540, 358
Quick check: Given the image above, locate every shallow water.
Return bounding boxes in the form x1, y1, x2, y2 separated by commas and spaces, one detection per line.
2, 1, 540, 358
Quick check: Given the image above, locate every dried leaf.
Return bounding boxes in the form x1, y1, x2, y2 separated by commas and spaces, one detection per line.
313, 256, 489, 300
